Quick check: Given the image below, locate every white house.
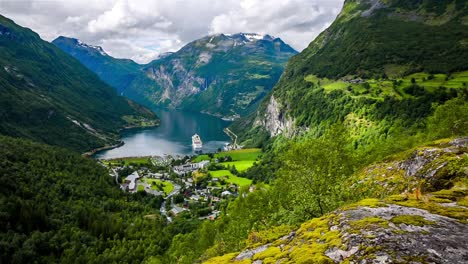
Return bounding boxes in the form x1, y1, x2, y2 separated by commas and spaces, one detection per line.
125, 171, 140, 192
221, 190, 232, 196
197, 160, 210, 169
173, 160, 211, 175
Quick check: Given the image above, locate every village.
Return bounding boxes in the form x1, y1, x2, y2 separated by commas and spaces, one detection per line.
102, 148, 262, 222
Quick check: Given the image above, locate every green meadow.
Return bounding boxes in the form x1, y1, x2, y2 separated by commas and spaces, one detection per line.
209, 170, 253, 187
222, 161, 256, 172
216, 148, 262, 161
194, 148, 262, 187
106, 156, 152, 166
193, 148, 263, 163
305, 71, 468, 99
144, 178, 174, 195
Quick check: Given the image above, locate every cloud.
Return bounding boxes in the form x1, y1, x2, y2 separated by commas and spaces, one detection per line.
209, 0, 343, 52
0, 0, 343, 63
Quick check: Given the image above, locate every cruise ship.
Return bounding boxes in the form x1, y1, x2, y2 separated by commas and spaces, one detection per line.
192, 134, 203, 151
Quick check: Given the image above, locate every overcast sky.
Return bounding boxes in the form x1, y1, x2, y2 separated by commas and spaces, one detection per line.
0, 0, 344, 63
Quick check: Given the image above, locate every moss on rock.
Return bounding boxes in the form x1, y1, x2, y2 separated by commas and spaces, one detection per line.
252, 247, 281, 261
390, 215, 435, 226
350, 216, 389, 231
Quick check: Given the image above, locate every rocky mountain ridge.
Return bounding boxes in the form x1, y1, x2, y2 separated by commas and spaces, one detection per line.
54, 33, 297, 118
232, 0, 468, 143
0, 15, 157, 152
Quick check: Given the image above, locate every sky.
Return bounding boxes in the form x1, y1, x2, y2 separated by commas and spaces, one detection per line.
0, 0, 344, 63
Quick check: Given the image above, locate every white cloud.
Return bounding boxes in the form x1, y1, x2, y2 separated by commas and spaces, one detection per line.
209, 0, 343, 52
0, 0, 343, 63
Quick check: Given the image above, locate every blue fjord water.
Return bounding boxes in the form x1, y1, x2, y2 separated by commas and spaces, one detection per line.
95, 108, 231, 159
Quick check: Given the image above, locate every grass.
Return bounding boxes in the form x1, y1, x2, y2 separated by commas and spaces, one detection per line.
227, 175, 253, 187
304, 70, 468, 99
215, 148, 262, 161
193, 148, 263, 163
107, 156, 151, 166
222, 161, 256, 172
193, 154, 210, 162
209, 170, 234, 178
196, 149, 261, 187
144, 178, 174, 195
209, 170, 253, 187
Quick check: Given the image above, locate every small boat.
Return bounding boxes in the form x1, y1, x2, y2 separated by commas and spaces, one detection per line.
192, 134, 203, 151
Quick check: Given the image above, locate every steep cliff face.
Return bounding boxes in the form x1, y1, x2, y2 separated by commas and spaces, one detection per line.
126, 33, 297, 118
55, 34, 297, 118
253, 96, 296, 137
233, 0, 468, 146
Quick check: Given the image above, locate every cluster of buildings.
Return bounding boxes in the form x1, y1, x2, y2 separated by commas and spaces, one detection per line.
173, 160, 210, 175
107, 155, 244, 222
122, 171, 140, 192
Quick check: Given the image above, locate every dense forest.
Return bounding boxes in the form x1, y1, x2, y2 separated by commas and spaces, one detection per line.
0, 136, 200, 263
0, 15, 157, 153
1, 0, 467, 263
1, 95, 466, 263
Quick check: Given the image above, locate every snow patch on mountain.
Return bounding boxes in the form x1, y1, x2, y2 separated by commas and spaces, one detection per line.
241, 33, 265, 41
75, 39, 107, 56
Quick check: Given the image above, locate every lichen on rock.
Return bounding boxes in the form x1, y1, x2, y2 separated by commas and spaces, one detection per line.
204, 138, 468, 264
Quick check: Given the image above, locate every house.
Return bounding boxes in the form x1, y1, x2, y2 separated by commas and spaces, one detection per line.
221, 190, 232, 196
190, 194, 201, 201
125, 171, 140, 192
170, 206, 186, 216
207, 210, 221, 221
173, 160, 210, 175
154, 173, 164, 178
173, 163, 196, 175
196, 160, 210, 169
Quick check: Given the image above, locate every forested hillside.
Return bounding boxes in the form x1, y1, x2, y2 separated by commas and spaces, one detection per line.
55, 34, 297, 118
232, 0, 468, 147
1, 1, 467, 263
52, 36, 142, 95
0, 15, 157, 152
0, 136, 199, 263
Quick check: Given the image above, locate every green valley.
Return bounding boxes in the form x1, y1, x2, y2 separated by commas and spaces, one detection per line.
0, 15, 158, 153
1, 0, 467, 263
232, 0, 468, 150
54, 34, 297, 119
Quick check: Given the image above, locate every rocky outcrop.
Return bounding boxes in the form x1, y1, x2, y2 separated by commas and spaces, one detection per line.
350, 137, 468, 198
205, 194, 468, 264
203, 138, 468, 264
140, 34, 296, 117
54, 34, 297, 118
254, 96, 296, 137
398, 138, 468, 191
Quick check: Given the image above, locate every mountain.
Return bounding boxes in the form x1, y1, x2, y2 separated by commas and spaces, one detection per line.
289, 0, 468, 79
54, 33, 297, 118
232, 0, 468, 146
0, 15, 158, 152
52, 36, 141, 94
168, 135, 468, 264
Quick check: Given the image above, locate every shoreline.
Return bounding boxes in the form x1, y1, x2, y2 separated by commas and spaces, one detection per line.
83, 122, 161, 158
82, 141, 125, 157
